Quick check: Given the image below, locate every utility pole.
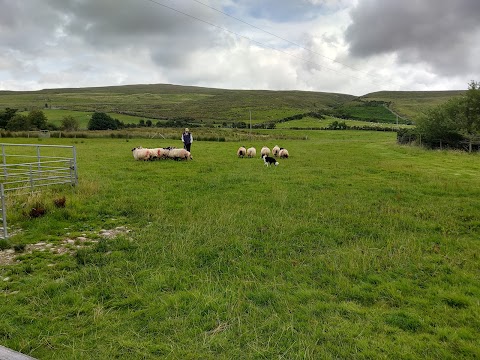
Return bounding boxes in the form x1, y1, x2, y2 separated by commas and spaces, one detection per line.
249, 110, 252, 138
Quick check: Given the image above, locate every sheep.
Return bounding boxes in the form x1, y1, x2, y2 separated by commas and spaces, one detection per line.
168, 148, 193, 161
132, 146, 152, 161
260, 146, 271, 158
150, 147, 170, 160
237, 146, 247, 158
278, 148, 289, 158
246, 147, 256, 158
272, 145, 281, 157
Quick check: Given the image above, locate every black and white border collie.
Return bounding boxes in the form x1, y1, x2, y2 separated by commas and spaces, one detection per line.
262, 154, 279, 166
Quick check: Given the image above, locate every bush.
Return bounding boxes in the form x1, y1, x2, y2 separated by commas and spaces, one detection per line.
88, 112, 118, 130
397, 128, 417, 144
61, 115, 79, 131
414, 81, 480, 150
6, 114, 30, 131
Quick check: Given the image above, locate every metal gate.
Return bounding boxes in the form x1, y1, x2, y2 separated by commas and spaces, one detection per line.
0, 143, 78, 239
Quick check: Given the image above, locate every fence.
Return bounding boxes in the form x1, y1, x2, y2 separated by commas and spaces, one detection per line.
0, 144, 78, 239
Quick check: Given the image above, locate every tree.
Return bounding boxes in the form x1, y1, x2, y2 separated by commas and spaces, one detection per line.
88, 112, 117, 130
416, 98, 460, 143
61, 115, 79, 131
27, 110, 48, 130
6, 114, 30, 131
461, 80, 480, 136
0, 108, 18, 128
415, 81, 480, 148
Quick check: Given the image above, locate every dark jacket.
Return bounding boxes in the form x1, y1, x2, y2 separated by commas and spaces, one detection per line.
182, 132, 192, 144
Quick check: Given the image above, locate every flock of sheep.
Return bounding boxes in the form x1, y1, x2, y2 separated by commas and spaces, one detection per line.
132, 146, 192, 161
131, 144, 289, 165
237, 145, 289, 159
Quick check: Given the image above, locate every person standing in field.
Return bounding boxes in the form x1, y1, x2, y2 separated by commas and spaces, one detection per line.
181, 128, 193, 152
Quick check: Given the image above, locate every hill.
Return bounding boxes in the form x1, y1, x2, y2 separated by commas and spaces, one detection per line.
0, 84, 354, 125
359, 90, 465, 121
0, 84, 466, 126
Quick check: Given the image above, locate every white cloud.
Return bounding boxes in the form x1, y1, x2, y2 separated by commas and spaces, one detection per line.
0, 0, 477, 95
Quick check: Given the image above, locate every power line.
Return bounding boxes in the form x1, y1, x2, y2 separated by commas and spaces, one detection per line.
191, 0, 398, 89
142, 0, 383, 87
191, 0, 376, 79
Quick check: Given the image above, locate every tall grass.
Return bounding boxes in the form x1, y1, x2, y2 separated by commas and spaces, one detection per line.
0, 131, 479, 359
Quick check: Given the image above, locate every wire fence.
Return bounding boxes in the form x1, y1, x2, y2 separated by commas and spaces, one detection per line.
0, 144, 77, 239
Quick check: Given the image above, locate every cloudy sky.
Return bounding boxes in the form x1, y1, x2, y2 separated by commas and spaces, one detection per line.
1, 0, 479, 95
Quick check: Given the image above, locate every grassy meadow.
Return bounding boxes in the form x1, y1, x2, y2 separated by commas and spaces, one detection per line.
0, 130, 479, 359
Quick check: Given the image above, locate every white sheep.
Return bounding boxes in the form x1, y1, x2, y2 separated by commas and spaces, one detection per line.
260, 146, 271, 158
132, 146, 152, 161
237, 146, 247, 158
168, 148, 193, 161
278, 148, 289, 158
246, 147, 256, 158
272, 145, 280, 157
150, 148, 169, 160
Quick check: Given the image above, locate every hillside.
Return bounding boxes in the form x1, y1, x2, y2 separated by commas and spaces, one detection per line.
0, 84, 354, 125
0, 84, 465, 126
360, 90, 465, 121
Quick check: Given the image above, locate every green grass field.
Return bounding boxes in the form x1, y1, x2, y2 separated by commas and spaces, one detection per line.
0, 130, 479, 359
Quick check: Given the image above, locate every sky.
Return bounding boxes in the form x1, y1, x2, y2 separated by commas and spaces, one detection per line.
1, 0, 479, 96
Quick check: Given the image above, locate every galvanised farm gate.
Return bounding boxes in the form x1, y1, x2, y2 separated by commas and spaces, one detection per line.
0, 143, 78, 239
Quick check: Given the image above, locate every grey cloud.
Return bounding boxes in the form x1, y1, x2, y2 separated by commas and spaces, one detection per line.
0, 1, 62, 54
1, 0, 233, 74
45, 0, 221, 49
345, 0, 480, 76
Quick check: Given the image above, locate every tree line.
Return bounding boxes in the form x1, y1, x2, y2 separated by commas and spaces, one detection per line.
0, 108, 82, 132
399, 81, 480, 150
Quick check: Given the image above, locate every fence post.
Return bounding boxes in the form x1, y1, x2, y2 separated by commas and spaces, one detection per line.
72, 146, 78, 185
29, 164, 34, 191
1, 144, 6, 179
1, 184, 7, 239
36, 145, 41, 172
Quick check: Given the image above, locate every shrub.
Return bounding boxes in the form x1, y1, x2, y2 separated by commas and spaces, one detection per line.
88, 112, 118, 130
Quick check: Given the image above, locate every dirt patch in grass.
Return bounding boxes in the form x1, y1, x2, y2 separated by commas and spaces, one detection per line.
0, 226, 131, 265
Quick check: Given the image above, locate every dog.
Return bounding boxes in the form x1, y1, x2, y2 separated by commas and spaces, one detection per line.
262, 154, 279, 167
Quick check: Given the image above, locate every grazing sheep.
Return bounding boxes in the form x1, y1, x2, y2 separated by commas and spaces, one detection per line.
272, 145, 281, 157
260, 146, 271, 158
246, 147, 256, 158
132, 147, 152, 161
150, 148, 169, 160
237, 146, 247, 158
278, 148, 289, 158
168, 148, 193, 161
